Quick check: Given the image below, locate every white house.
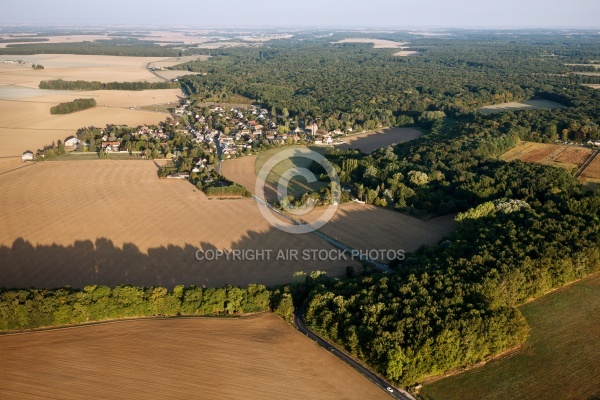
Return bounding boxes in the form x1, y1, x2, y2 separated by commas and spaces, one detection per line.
64, 137, 80, 148
21, 150, 34, 162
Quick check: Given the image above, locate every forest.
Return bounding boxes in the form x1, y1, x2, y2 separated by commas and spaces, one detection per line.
40, 79, 178, 91
50, 98, 96, 114
173, 33, 600, 385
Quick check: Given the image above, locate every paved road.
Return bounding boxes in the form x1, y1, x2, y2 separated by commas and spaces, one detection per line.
293, 311, 415, 400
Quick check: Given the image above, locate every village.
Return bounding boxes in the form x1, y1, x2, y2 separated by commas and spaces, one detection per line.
23, 98, 360, 166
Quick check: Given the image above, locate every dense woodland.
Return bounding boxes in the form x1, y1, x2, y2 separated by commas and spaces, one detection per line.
49, 98, 96, 114
2, 31, 600, 388
40, 79, 178, 91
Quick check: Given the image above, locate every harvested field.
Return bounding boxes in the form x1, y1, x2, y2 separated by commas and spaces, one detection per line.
478, 99, 566, 114
314, 203, 455, 261
578, 153, 600, 184
337, 127, 424, 153
500, 141, 593, 172
333, 38, 408, 48
393, 50, 422, 57
0, 55, 169, 87
0, 100, 168, 157
420, 272, 600, 400
0, 161, 357, 289
221, 154, 261, 195
0, 313, 389, 400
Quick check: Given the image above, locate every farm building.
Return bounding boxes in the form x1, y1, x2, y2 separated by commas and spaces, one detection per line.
21, 151, 34, 162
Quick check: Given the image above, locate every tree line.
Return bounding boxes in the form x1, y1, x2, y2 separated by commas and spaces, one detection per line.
50, 98, 96, 114
40, 79, 178, 91
0, 283, 294, 331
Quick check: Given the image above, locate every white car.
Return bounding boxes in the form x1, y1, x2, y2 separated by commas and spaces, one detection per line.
386, 387, 394, 393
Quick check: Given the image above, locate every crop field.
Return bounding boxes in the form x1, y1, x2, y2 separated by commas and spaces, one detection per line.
578, 154, 600, 185
478, 99, 566, 114
312, 203, 455, 261
420, 272, 600, 400
500, 141, 593, 172
0, 161, 357, 289
0, 313, 389, 400
0, 55, 169, 86
0, 99, 168, 158
0, 54, 182, 158
337, 127, 424, 153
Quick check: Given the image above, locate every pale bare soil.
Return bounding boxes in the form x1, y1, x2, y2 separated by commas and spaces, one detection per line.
393, 50, 422, 57
0, 161, 356, 289
337, 127, 424, 153
584, 84, 600, 89
501, 141, 592, 172
0, 314, 389, 400
333, 38, 408, 48
479, 100, 566, 114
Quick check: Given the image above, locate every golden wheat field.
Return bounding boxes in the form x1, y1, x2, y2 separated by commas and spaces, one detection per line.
0, 313, 389, 400
0, 160, 357, 289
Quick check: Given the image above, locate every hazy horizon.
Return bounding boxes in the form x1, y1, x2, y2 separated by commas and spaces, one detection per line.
1, 0, 599, 29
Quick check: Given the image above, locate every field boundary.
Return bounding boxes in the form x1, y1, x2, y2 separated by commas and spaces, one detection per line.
574, 150, 599, 178
0, 312, 270, 336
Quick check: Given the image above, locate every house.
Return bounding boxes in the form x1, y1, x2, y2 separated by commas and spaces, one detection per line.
64, 136, 80, 148
101, 141, 120, 152
21, 150, 34, 162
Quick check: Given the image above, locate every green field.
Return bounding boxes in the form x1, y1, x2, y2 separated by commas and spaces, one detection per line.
255, 146, 329, 199
420, 272, 600, 400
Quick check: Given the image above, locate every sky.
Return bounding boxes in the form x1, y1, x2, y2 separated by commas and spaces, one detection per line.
1, 0, 599, 28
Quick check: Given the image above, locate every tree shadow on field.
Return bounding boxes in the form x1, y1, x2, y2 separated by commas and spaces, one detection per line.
0, 230, 356, 290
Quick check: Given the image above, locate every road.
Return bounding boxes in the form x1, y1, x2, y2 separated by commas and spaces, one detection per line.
293, 311, 415, 400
